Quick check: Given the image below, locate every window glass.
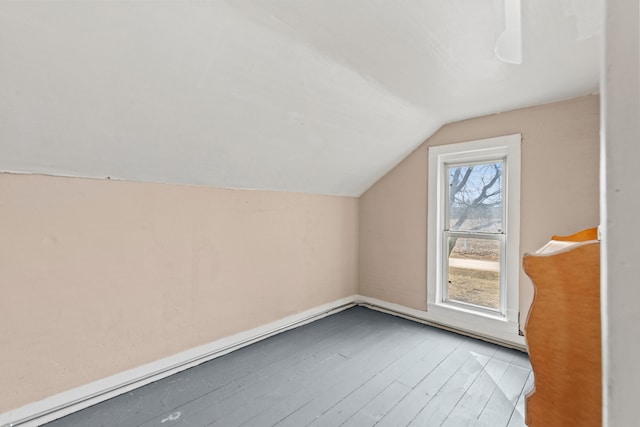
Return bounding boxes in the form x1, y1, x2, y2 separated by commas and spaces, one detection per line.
446, 236, 501, 310
446, 162, 503, 233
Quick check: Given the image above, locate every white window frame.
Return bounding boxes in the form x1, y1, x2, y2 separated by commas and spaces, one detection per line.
427, 134, 521, 344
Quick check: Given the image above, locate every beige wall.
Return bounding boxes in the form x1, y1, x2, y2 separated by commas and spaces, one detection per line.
0, 95, 600, 414
0, 173, 358, 412
359, 95, 600, 326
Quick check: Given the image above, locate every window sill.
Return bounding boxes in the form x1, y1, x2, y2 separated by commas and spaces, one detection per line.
437, 301, 507, 322
426, 302, 523, 347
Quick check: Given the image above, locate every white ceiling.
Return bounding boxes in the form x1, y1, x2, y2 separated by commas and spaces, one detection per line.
0, 0, 600, 196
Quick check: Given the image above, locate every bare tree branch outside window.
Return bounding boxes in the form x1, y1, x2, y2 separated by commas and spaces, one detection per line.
447, 163, 503, 254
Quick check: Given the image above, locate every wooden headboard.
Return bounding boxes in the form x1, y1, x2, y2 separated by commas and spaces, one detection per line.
522, 228, 601, 427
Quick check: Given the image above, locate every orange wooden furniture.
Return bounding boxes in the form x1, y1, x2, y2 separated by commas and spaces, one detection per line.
522, 228, 601, 427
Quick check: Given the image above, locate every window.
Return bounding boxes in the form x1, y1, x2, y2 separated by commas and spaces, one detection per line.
427, 134, 521, 342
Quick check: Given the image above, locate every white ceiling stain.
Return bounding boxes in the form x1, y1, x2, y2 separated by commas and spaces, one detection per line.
0, 1, 600, 196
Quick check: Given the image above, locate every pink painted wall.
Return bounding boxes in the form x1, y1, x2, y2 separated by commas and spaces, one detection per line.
359, 95, 600, 328
0, 173, 358, 412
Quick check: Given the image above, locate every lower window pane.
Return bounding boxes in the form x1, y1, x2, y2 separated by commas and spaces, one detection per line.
446, 237, 500, 310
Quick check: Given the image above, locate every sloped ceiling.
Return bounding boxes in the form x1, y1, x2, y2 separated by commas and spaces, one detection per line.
0, 1, 600, 196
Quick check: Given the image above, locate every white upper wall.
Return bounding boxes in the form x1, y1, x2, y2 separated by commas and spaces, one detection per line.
601, 0, 640, 425
0, 0, 600, 196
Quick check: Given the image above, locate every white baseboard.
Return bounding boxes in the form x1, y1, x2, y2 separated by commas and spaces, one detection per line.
353, 295, 527, 351
0, 296, 357, 427
1, 294, 526, 427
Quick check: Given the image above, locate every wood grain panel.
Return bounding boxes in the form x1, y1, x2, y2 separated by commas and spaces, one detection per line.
551, 227, 598, 242
523, 238, 601, 427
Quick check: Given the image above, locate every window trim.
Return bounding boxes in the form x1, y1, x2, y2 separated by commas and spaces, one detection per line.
427, 134, 521, 341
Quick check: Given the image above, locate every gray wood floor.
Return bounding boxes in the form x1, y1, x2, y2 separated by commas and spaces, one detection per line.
46, 307, 533, 427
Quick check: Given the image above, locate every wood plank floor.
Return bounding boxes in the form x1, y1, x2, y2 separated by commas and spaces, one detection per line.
46, 307, 533, 427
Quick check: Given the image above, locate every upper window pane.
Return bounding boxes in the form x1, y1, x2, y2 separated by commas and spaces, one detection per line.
447, 161, 503, 233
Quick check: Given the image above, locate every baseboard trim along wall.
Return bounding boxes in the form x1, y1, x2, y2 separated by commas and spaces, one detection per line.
355, 296, 527, 351
1, 295, 527, 427
0, 297, 357, 427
